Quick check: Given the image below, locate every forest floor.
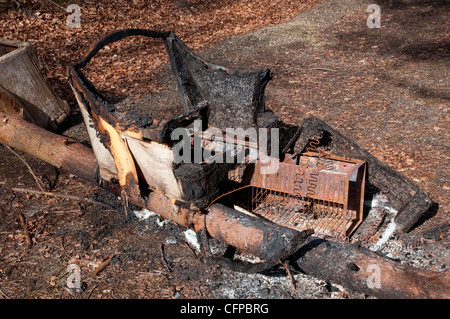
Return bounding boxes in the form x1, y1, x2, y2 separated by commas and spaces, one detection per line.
0, 0, 448, 300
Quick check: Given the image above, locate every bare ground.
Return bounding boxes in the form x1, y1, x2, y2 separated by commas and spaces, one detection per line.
0, 0, 449, 300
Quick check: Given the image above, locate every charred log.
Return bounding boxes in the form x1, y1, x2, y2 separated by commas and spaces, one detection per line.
295, 237, 449, 299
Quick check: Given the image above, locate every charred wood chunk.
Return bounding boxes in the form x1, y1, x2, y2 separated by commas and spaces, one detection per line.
0, 39, 70, 129
295, 237, 450, 299
166, 33, 274, 130
173, 161, 238, 209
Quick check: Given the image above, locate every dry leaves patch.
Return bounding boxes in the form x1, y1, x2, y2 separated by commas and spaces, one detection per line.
1, 0, 319, 103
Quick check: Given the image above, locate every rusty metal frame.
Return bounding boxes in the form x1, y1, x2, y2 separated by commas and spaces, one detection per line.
290, 116, 434, 234
223, 152, 366, 239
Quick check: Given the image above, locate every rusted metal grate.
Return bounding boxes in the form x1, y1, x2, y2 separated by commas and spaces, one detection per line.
225, 152, 366, 240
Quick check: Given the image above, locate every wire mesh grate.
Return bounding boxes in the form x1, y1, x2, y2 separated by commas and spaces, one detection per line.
223, 153, 366, 240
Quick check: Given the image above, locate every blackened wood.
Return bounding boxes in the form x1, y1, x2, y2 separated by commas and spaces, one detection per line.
295, 237, 449, 299
165, 33, 274, 130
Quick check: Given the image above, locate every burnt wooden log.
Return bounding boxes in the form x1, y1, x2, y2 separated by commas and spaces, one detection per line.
292, 117, 433, 234
0, 111, 98, 184
1, 111, 448, 298
205, 204, 313, 270
295, 237, 449, 299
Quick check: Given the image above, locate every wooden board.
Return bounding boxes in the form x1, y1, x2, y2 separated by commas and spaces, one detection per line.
0, 39, 70, 129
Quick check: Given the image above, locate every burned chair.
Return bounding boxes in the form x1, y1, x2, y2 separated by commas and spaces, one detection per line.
67, 29, 432, 273
68, 28, 369, 243
68, 29, 277, 211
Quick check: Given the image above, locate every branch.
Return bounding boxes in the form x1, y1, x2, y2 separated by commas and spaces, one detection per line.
11, 187, 115, 210
295, 238, 449, 299
91, 254, 115, 277
5, 145, 45, 192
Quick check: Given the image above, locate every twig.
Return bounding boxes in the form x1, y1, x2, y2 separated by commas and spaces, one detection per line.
86, 284, 97, 299
5, 146, 45, 192
45, 209, 82, 214
18, 212, 32, 248
60, 236, 69, 257
91, 254, 115, 277
0, 286, 10, 299
11, 188, 116, 210
160, 244, 172, 272
53, 265, 67, 278
120, 189, 129, 218
183, 241, 197, 257
56, 270, 70, 281
42, 0, 67, 11
281, 260, 296, 290
304, 67, 336, 72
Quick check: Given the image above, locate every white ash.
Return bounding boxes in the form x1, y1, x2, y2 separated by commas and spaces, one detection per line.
359, 192, 399, 252
133, 208, 171, 227
165, 236, 177, 244
133, 208, 157, 220
184, 229, 201, 252
209, 268, 358, 299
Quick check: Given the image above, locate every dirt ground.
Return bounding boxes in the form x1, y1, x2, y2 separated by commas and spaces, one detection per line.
0, 0, 449, 300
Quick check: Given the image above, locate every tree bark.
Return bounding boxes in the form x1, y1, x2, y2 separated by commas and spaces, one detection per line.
1, 111, 448, 299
